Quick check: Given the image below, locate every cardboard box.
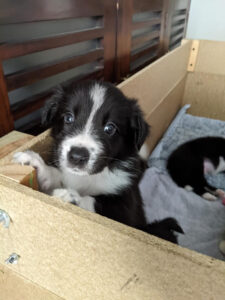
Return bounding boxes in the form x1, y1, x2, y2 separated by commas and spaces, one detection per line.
1, 40, 225, 299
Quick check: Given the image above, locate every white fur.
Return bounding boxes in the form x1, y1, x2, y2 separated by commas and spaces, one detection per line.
203, 159, 216, 175
214, 156, 225, 174
52, 188, 95, 212
139, 143, 150, 161
215, 189, 225, 199
13, 150, 132, 212
60, 83, 106, 173
60, 134, 103, 174
13, 151, 62, 194
61, 165, 132, 197
202, 192, 217, 201
184, 185, 193, 192
87, 84, 105, 133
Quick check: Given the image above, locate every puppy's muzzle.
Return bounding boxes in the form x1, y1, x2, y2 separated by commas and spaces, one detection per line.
67, 147, 90, 168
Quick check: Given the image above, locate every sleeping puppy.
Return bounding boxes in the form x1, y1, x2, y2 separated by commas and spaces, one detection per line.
167, 137, 225, 202
14, 80, 183, 243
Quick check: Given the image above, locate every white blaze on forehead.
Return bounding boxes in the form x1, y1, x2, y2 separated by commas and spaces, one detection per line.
84, 83, 106, 134
60, 83, 106, 172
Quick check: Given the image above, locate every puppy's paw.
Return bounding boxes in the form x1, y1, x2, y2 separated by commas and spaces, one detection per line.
202, 192, 217, 201
13, 151, 44, 170
13, 151, 54, 193
215, 189, 225, 200
52, 188, 80, 205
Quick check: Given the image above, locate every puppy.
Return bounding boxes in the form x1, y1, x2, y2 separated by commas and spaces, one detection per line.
167, 137, 225, 202
14, 80, 183, 243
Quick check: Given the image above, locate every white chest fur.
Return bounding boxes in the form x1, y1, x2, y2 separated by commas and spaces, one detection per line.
61, 167, 132, 197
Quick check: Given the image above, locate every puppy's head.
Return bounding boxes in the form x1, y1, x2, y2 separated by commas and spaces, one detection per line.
42, 80, 149, 175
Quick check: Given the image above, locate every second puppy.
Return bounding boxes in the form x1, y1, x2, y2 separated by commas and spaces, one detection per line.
167, 136, 225, 202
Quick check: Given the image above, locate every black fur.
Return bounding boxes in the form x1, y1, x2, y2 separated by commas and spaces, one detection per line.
167, 137, 225, 196
43, 80, 183, 243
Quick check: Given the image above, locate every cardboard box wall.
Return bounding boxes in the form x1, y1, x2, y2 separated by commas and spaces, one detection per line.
1, 39, 225, 299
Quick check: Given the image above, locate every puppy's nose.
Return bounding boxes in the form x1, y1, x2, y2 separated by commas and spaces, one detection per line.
68, 147, 89, 167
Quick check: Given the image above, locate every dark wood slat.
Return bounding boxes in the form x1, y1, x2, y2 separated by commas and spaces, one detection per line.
173, 8, 187, 17
132, 17, 161, 31
6, 49, 104, 91
102, 0, 117, 81
172, 14, 187, 21
131, 44, 158, 62
169, 36, 183, 49
0, 0, 104, 24
0, 62, 14, 136
172, 20, 185, 30
12, 69, 104, 120
133, 0, 163, 13
130, 53, 158, 74
0, 28, 104, 60
131, 31, 160, 49
157, 0, 169, 56
116, 0, 133, 81
170, 28, 184, 40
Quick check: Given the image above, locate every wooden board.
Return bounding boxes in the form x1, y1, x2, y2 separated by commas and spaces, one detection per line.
0, 130, 52, 166
0, 164, 38, 190
146, 77, 186, 153
0, 175, 225, 300
194, 40, 225, 76
0, 264, 63, 300
0, 131, 33, 159
118, 40, 191, 119
183, 72, 225, 120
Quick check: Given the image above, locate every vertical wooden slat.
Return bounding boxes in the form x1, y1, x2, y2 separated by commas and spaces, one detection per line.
158, 0, 170, 56
116, 0, 133, 81
0, 62, 14, 136
103, 0, 117, 82
162, 0, 174, 53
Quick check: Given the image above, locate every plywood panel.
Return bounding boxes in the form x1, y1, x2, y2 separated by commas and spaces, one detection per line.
1, 175, 225, 299
146, 77, 186, 153
183, 72, 225, 120
118, 40, 191, 116
194, 40, 225, 75
0, 131, 33, 159
0, 129, 52, 166
0, 264, 63, 300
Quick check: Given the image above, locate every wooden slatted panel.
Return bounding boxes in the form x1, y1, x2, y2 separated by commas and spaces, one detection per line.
133, 0, 164, 12
0, 0, 116, 135
169, 8, 187, 50
166, 0, 191, 51
11, 69, 104, 121
0, 28, 104, 60
130, 0, 164, 74
0, 0, 104, 24
116, 0, 165, 80
6, 49, 104, 91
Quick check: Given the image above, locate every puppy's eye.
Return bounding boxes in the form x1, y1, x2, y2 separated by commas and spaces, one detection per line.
104, 122, 117, 136
64, 113, 74, 124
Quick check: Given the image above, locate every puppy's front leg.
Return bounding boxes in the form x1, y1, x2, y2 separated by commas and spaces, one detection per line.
52, 188, 95, 212
13, 151, 62, 194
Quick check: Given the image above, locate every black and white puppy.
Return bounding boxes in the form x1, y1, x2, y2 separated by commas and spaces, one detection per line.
14, 80, 183, 243
167, 137, 225, 202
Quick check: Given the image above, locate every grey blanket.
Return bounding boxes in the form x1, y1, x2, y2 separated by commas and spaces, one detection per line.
139, 105, 225, 260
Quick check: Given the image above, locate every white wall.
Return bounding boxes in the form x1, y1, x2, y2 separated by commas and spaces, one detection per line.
186, 0, 225, 41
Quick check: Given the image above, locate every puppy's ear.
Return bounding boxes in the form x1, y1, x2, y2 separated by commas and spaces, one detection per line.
130, 100, 150, 150
42, 86, 64, 127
